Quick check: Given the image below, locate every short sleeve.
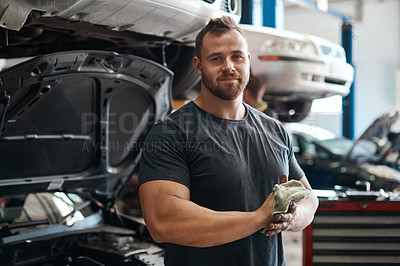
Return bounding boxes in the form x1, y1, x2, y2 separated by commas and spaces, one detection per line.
288, 152, 304, 181
284, 125, 305, 181
138, 120, 191, 188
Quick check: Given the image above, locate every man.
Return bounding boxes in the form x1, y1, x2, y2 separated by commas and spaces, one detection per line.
244, 75, 278, 119
379, 132, 400, 165
138, 16, 318, 266
243, 75, 268, 112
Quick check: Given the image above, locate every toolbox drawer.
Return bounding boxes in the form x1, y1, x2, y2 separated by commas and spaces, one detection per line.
303, 201, 400, 266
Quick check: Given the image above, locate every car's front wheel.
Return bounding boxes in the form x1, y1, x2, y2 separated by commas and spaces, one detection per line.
266, 100, 313, 122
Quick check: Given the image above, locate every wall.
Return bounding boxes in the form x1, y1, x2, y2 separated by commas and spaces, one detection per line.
397, 69, 400, 107
284, 0, 400, 138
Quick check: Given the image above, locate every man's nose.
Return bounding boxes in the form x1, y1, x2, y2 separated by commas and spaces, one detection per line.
221, 58, 235, 72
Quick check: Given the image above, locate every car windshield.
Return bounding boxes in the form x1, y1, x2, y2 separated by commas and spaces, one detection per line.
288, 123, 354, 156
348, 112, 400, 165
0, 192, 95, 236
348, 139, 379, 161
317, 137, 354, 156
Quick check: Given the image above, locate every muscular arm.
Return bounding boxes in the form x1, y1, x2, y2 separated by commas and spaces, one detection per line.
139, 180, 275, 248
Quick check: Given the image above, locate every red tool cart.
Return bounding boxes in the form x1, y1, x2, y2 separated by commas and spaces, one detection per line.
303, 194, 400, 266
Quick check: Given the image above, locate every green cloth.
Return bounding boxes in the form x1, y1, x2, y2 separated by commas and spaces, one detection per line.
260, 180, 310, 234
272, 180, 310, 214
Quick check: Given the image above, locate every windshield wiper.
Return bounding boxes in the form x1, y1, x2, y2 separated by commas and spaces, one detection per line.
0, 219, 50, 231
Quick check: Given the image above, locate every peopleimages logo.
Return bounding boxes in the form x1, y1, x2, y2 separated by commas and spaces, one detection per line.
81, 140, 224, 153
81, 111, 254, 136
81, 112, 155, 135
80, 112, 226, 153
80, 110, 323, 153
81, 141, 144, 152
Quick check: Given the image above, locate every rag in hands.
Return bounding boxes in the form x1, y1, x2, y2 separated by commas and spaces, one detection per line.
272, 180, 310, 214
260, 180, 310, 234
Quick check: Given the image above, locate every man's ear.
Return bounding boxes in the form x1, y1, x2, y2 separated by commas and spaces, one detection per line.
193, 56, 202, 76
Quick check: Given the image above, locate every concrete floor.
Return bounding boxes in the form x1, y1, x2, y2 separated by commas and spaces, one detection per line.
283, 231, 303, 266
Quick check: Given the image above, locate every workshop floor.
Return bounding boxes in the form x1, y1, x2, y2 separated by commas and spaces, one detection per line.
283, 231, 303, 266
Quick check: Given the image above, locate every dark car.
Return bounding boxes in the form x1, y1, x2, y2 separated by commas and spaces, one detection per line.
289, 110, 400, 192
0, 50, 172, 265
0, 1, 243, 265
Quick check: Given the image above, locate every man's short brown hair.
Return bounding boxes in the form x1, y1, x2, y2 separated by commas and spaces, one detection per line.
195, 16, 246, 60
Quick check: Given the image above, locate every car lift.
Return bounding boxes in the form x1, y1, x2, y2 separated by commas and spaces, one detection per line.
241, 0, 356, 139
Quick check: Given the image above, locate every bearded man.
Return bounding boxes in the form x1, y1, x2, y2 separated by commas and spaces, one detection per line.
138, 16, 318, 266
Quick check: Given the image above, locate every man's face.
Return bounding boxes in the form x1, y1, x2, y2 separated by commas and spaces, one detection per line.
194, 30, 250, 101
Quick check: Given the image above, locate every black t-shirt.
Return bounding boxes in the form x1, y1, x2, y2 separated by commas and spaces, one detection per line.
138, 101, 304, 266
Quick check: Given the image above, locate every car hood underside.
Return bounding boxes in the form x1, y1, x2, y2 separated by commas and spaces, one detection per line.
0, 50, 172, 203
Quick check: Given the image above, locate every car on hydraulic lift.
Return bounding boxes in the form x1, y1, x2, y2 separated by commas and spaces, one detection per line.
241, 24, 354, 122
288, 109, 400, 192
0, 0, 241, 265
0, 0, 241, 99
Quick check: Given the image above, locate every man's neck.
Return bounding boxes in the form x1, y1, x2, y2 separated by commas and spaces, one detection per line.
194, 89, 246, 120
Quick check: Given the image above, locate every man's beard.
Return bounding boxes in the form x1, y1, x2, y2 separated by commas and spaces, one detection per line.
201, 70, 249, 101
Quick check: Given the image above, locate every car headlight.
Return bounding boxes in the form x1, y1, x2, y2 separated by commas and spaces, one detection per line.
259, 38, 318, 60
320, 44, 346, 60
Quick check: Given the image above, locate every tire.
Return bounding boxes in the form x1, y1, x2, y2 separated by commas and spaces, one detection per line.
267, 100, 313, 122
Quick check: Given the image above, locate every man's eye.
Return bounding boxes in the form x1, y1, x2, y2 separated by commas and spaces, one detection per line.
233, 55, 244, 60
212, 57, 222, 61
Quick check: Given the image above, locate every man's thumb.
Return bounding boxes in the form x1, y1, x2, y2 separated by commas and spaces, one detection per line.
280, 174, 288, 184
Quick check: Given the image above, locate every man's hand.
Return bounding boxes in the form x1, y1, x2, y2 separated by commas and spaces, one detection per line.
254, 191, 275, 226
280, 174, 288, 184
263, 174, 296, 237
263, 201, 297, 237
263, 174, 318, 236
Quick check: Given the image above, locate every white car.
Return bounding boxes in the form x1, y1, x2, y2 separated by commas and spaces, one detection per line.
0, 0, 241, 98
241, 24, 354, 122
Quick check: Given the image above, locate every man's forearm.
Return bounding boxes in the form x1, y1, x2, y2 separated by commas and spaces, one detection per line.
288, 189, 318, 232
139, 180, 277, 248
144, 195, 272, 247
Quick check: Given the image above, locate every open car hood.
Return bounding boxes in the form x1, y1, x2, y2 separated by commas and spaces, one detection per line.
348, 109, 400, 162
0, 50, 172, 203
